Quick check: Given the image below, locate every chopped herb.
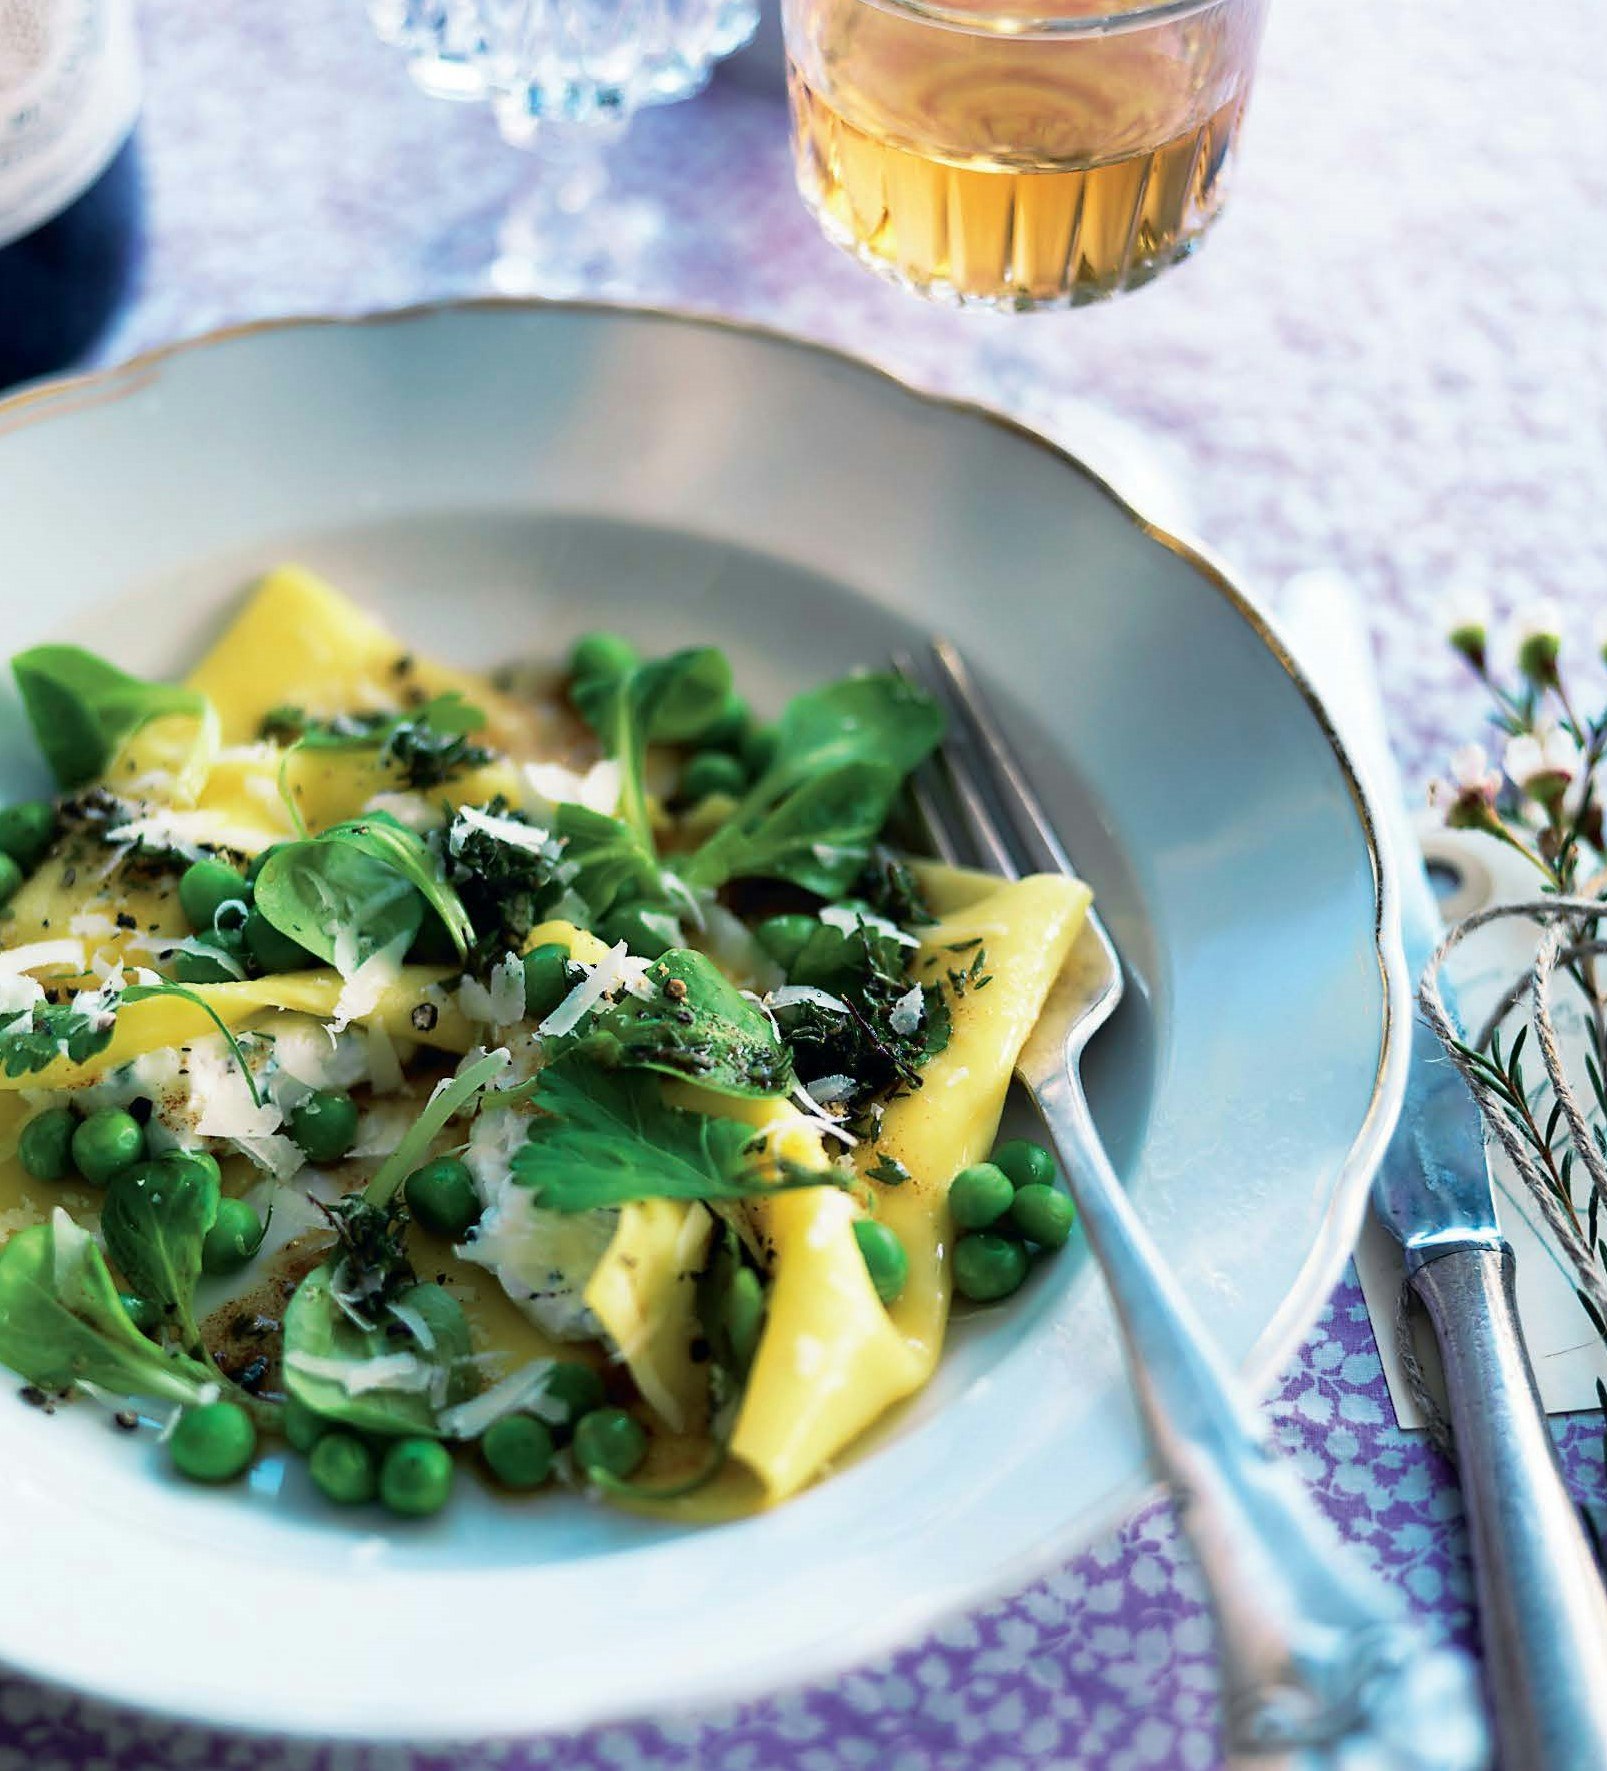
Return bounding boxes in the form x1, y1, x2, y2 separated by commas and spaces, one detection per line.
261, 694, 493, 790
444, 797, 567, 969
557, 948, 794, 1099
866, 1153, 910, 1188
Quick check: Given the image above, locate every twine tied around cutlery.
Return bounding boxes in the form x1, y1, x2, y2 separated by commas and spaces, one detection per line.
1395, 891, 1607, 1459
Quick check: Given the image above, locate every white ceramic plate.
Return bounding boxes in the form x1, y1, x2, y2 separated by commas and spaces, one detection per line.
0, 304, 1405, 1742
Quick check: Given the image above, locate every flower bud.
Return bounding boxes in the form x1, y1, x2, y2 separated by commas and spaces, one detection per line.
1513, 601, 1563, 687
1504, 723, 1580, 809
1437, 586, 1490, 675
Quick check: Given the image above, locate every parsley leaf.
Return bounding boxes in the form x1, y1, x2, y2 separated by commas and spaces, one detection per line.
511, 1057, 843, 1213
0, 1000, 117, 1078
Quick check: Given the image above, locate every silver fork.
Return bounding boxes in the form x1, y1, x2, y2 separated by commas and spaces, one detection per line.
905, 638, 1488, 1771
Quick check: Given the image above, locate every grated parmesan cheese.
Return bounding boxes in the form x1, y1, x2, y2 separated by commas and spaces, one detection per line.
364, 1020, 405, 1095
104, 807, 274, 859
0, 939, 86, 977
538, 941, 630, 1038
285, 1350, 437, 1396
489, 954, 527, 1026
521, 756, 622, 818
767, 984, 852, 1017
804, 1074, 856, 1105
449, 803, 561, 860
436, 1359, 559, 1441
329, 934, 409, 1033
819, 903, 918, 948
0, 972, 44, 1026
888, 984, 924, 1035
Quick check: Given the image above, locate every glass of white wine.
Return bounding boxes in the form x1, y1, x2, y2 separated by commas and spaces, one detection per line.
783, 0, 1270, 310
368, 0, 759, 294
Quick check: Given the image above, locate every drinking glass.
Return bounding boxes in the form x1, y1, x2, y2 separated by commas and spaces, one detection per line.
369, 0, 759, 294
368, 0, 487, 101
783, 0, 1270, 310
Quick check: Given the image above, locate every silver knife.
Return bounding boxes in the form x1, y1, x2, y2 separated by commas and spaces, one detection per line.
1283, 570, 1607, 1771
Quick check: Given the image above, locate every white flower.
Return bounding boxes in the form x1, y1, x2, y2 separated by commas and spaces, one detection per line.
1503, 721, 1581, 803
1450, 743, 1499, 794
1429, 743, 1502, 830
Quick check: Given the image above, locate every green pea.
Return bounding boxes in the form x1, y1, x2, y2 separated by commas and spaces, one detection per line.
695, 695, 749, 751
309, 1432, 378, 1506
120, 1292, 160, 1335
173, 932, 245, 984
540, 1361, 606, 1435
572, 1407, 647, 1480
169, 1400, 256, 1484
178, 858, 248, 933
288, 1090, 359, 1164
244, 907, 317, 974
0, 800, 56, 870
1010, 1183, 1076, 1250
599, 904, 680, 959
568, 631, 638, 686
0, 853, 21, 907
680, 749, 747, 804
379, 1436, 455, 1517
70, 1108, 144, 1187
244, 844, 287, 886
853, 1219, 909, 1305
723, 1266, 765, 1371
949, 1162, 1014, 1230
522, 941, 574, 1021
754, 913, 816, 972
993, 1138, 1057, 1192
404, 1156, 480, 1240
481, 1413, 555, 1490
282, 1395, 328, 1455
18, 1107, 76, 1182
953, 1231, 1030, 1303
201, 1196, 266, 1275
739, 723, 778, 780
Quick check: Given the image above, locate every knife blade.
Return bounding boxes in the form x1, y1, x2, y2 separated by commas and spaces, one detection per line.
1282, 568, 1607, 1771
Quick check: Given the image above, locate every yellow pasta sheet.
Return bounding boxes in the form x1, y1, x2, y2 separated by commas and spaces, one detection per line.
645, 867, 1091, 1516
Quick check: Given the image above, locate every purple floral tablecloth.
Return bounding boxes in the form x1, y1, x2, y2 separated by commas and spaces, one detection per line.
5, 1, 1606, 1766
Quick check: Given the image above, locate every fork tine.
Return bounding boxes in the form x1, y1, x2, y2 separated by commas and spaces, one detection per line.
895, 651, 1023, 880
892, 655, 964, 867
927, 638, 1075, 880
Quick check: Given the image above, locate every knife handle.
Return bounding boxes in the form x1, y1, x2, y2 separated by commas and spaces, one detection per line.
1411, 1243, 1607, 1767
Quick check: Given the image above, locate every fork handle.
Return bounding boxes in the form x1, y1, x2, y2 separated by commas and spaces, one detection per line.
1030, 1065, 1488, 1770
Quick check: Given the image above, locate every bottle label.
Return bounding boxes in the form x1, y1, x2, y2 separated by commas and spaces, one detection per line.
0, 0, 140, 251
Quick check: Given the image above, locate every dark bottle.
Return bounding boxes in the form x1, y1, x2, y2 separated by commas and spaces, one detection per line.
0, 0, 142, 392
